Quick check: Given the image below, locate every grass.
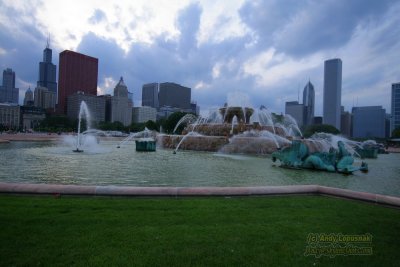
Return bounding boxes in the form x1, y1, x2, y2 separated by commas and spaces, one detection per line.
0, 195, 399, 266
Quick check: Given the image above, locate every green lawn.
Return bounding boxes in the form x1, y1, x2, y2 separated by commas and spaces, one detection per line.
0, 195, 399, 266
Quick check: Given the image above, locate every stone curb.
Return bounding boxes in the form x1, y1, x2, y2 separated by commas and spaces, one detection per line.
0, 182, 400, 207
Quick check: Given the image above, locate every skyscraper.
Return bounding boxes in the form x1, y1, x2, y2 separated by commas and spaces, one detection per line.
391, 82, 400, 134
285, 101, 305, 127
142, 83, 159, 108
58, 50, 98, 114
302, 80, 315, 126
323, 58, 342, 129
34, 86, 56, 109
37, 44, 57, 94
111, 77, 132, 126
0, 68, 19, 104
159, 82, 191, 110
352, 106, 386, 138
24, 87, 34, 106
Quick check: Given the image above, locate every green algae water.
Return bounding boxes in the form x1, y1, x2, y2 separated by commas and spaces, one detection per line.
0, 141, 399, 197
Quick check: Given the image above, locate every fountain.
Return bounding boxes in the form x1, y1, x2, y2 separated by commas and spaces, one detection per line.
117, 128, 157, 152
355, 140, 387, 158
271, 140, 368, 174
73, 101, 91, 152
159, 92, 297, 154
159, 91, 370, 174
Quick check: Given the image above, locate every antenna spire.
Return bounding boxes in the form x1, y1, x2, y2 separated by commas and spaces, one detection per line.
46, 34, 50, 48
298, 84, 300, 103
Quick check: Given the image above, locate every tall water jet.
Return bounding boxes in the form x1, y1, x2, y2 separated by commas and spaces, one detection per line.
73, 101, 91, 152
173, 114, 197, 133
282, 114, 303, 137
251, 106, 276, 135
231, 115, 238, 135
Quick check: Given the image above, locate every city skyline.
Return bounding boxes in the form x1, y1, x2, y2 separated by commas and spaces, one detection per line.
0, 0, 399, 116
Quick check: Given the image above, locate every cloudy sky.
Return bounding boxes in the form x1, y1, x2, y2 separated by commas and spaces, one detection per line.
0, 0, 399, 116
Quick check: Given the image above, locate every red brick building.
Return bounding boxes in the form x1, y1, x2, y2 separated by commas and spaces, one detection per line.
57, 50, 98, 114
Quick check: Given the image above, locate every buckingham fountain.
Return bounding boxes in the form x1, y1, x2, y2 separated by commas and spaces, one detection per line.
157, 93, 368, 174
68, 96, 369, 174
1, 97, 399, 197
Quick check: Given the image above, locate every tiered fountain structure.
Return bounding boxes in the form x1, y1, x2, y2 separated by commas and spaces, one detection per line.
158, 93, 300, 154
159, 93, 366, 160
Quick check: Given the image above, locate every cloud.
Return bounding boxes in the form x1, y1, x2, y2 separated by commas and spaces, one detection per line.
0, 0, 399, 117
88, 9, 107, 24
176, 3, 202, 57
240, 0, 394, 57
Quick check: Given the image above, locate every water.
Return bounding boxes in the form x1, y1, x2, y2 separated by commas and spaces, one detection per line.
0, 141, 399, 197
75, 101, 91, 151
117, 128, 155, 148
173, 114, 197, 133
231, 115, 238, 134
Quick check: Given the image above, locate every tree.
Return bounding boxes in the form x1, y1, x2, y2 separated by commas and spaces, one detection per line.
145, 120, 158, 131
98, 121, 127, 132
129, 122, 145, 132
303, 124, 340, 138
392, 127, 400, 138
39, 115, 74, 132
162, 112, 194, 134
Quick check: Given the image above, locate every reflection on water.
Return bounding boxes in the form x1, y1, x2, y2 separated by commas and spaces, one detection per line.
0, 141, 399, 197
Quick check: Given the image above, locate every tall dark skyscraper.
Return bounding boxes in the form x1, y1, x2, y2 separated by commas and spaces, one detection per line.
0, 68, 19, 104
303, 80, 315, 126
58, 50, 98, 114
37, 43, 57, 94
323, 58, 342, 129
391, 82, 400, 134
159, 82, 191, 109
142, 83, 159, 108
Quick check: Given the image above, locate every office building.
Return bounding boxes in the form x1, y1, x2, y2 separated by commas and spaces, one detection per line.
20, 106, 46, 131
340, 107, 352, 137
0, 103, 20, 129
34, 86, 56, 109
191, 102, 200, 115
157, 106, 183, 120
24, 88, 34, 106
110, 77, 132, 126
159, 82, 191, 110
352, 106, 386, 138
58, 50, 98, 114
303, 80, 315, 126
285, 101, 305, 127
67, 92, 105, 124
391, 82, 400, 134
323, 58, 342, 129
313, 116, 323, 125
0, 68, 19, 104
142, 83, 159, 108
385, 113, 391, 138
132, 106, 157, 123
37, 44, 57, 94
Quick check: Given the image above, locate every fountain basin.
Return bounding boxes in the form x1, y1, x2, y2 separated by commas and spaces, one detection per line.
158, 135, 229, 152
183, 124, 287, 137
135, 139, 156, 152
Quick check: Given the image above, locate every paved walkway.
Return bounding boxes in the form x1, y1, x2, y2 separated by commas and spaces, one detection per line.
1, 182, 399, 207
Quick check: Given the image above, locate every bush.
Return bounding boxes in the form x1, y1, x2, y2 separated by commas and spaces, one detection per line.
303, 124, 340, 138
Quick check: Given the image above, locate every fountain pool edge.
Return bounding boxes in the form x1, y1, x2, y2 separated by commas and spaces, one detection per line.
0, 182, 399, 208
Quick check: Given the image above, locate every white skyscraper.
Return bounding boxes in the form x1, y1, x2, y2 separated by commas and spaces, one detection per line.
323, 58, 342, 129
